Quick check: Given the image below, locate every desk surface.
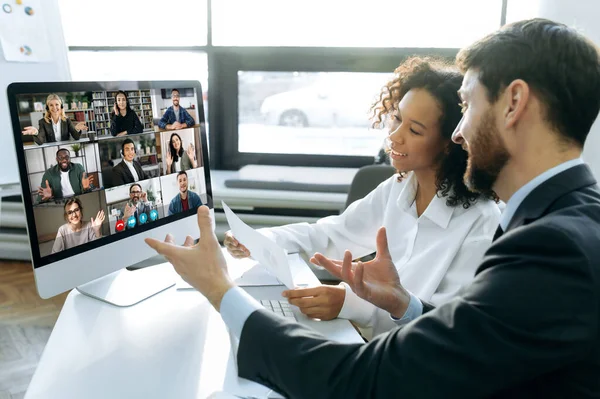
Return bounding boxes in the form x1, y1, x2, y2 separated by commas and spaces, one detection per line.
25, 258, 362, 399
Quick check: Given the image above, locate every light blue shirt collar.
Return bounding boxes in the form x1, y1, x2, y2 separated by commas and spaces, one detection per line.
500, 158, 584, 231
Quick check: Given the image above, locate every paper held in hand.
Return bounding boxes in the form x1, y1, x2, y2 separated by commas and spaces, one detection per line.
221, 201, 295, 289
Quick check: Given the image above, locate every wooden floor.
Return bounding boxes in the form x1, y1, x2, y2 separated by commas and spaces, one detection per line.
0, 261, 67, 399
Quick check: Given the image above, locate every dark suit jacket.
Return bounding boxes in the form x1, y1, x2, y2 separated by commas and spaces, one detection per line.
111, 160, 147, 187
237, 163, 600, 398
33, 118, 81, 145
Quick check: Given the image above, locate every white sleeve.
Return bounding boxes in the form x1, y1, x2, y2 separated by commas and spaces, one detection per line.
51, 226, 65, 254
336, 282, 378, 327
259, 176, 397, 260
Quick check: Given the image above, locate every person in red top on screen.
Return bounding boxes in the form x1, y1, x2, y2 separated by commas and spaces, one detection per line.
168, 171, 202, 216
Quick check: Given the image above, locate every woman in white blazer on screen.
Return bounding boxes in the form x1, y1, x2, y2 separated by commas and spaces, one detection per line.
225, 57, 501, 339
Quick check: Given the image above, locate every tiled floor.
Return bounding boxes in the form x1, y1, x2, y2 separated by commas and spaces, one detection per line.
0, 262, 67, 399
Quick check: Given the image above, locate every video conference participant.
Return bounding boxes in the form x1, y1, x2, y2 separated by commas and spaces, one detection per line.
22, 94, 88, 145
123, 183, 153, 229
165, 132, 197, 174
37, 148, 95, 203
225, 57, 501, 336
112, 138, 147, 186
110, 90, 143, 137
158, 89, 195, 130
51, 197, 105, 253
147, 19, 600, 398
168, 171, 202, 216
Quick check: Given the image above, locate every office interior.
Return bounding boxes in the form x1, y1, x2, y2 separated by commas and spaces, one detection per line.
1, 0, 600, 398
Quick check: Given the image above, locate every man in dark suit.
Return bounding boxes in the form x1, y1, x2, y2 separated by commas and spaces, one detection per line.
111, 138, 147, 187
146, 19, 600, 398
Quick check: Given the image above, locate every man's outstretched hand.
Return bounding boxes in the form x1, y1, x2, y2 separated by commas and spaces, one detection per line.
145, 206, 234, 311
311, 227, 410, 319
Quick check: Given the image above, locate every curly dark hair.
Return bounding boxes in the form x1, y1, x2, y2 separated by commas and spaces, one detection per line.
370, 56, 491, 208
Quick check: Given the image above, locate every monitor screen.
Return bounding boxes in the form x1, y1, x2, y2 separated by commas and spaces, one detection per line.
7, 81, 212, 298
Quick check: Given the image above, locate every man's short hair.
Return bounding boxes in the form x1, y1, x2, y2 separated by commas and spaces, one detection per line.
56, 148, 69, 158
456, 18, 600, 147
129, 183, 142, 193
122, 138, 135, 153
177, 171, 187, 179
171, 88, 180, 95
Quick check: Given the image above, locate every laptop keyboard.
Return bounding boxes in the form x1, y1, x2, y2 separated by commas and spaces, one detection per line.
260, 299, 296, 320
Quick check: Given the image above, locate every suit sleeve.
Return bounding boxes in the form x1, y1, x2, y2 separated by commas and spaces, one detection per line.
66, 118, 81, 140
112, 165, 125, 186
33, 119, 45, 145
237, 224, 597, 398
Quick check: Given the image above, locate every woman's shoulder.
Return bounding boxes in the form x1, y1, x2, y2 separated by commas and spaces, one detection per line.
462, 197, 502, 225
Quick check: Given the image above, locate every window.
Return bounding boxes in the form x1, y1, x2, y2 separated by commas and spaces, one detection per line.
67, 50, 208, 112
58, 0, 207, 46
238, 71, 390, 157
212, 0, 503, 48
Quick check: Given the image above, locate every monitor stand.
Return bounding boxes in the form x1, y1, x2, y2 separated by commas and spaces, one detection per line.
76, 264, 176, 307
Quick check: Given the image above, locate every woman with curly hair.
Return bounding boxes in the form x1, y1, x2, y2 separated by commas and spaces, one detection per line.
224, 57, 501, 338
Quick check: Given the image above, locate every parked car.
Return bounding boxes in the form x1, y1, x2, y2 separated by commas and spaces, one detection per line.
260, 73, 388, 128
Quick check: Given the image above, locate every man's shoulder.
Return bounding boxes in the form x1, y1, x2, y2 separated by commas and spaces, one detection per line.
491, 206, 600, 264
71, 163, 85, 172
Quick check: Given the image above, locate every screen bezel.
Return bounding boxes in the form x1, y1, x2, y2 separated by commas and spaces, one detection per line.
7, 80, 213, 269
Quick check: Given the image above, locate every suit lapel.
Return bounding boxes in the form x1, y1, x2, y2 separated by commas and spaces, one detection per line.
505, 164, 597, 233
121, 162, 134, 181
61, 120, 68, 140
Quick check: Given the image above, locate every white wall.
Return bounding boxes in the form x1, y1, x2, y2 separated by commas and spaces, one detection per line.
507, 0, 600, 179
0, 0, 71, 185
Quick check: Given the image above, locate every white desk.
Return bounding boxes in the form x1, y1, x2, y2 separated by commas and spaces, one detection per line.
25, 260, 363, 399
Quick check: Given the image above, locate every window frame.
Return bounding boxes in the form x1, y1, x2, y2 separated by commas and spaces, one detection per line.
65, 0, 508, 171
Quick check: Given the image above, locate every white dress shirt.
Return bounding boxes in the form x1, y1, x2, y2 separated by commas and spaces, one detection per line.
259, 172, 501, 337
52, 119, 61, 139
123, 159, 140, 182
499, 158, 584, 231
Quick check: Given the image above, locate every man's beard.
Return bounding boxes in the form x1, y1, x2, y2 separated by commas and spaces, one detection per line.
464, 109, 510, 196
59, 162, 70, 172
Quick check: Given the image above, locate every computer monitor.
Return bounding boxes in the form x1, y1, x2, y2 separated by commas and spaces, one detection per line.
7, 80, 213, 306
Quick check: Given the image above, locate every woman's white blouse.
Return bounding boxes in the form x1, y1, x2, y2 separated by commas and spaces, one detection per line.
260, 172, 501, 337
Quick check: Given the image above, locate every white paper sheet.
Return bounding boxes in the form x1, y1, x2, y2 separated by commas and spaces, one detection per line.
222, 201, 295, 289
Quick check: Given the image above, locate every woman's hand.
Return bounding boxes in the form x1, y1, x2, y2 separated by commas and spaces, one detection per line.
166, 150, 173, 168
312, 227, 410, 319
91, 209, 105, 237
282, 285, 346, 320
113, 104, 120, 115
22, 126, 38, 135
117, 131, 127, 137
186, 143, 198, 168
75, 122, 88, 131
223, 231, 250, 258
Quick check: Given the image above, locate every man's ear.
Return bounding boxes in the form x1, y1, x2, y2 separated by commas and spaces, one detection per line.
503, 79, 530, 129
